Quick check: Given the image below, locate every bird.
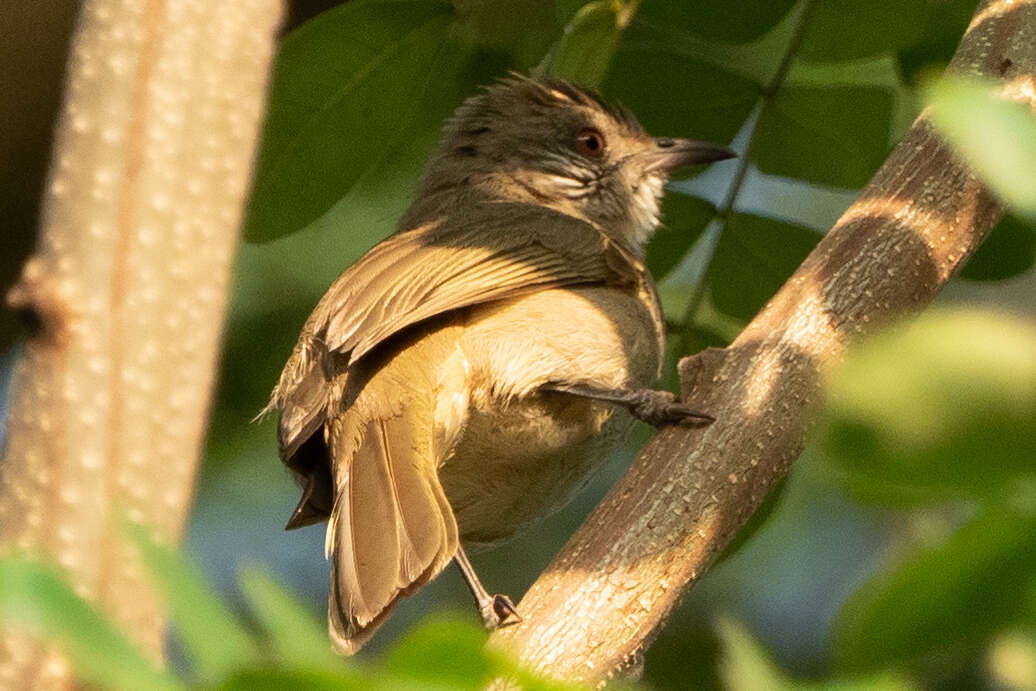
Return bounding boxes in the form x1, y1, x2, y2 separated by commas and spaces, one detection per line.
262, 74, 734, 654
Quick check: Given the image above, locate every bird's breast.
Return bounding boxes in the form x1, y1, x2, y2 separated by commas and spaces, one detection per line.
434, 285, 660, 545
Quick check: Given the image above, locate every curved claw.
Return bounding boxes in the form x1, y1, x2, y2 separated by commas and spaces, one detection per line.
489, 594, 522, 629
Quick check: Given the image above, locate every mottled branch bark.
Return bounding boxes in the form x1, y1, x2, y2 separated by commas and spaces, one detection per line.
0, 1, 282, 688
489, 0, 1036, 685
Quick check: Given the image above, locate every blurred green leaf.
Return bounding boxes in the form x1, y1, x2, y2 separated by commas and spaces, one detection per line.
716, 617, 792, 691
754, 85, 894, 188
720, 617, 917, 691
0, 557, 181, 691
238, 568, 345, 675
604, 25, 759, 143
637, 0, 798, 44
124, 522, 261, 682
708, 214, 822, 320
647, 193, 716, 279
538, 0, 625, 87
817, 309, 1036, 499
245, 0, 480, 242
800, 0, 928, 62
218, 668, 369, 691
385, 615, 591, 690
959, 214, 1036, 281
834, 510, 1036, 672
927, 76, 1036, 221
385, 616, 491, 688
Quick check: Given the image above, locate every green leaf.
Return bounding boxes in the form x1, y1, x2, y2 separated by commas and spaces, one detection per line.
800, 0, 928, 62
538, 1, 624, 88
895, 0, 978, 85
927, 75, 1036, 221
816, 309, 1036, 500
0, 557, 181, 691
708, 214, 822, 320
384, 615, 492, 688
218, 669, 370, 691
834, 510, 1036, 672
451, 0, 556, 68
716, 617, 793, 691
123, 521, 261, 681
604, 24, 759, 144
718, 616, 917, 691
238, 568, 345, 675
959, 214, 1036, 281
244, 0, 486, 242
646, 193, 716, 279
384, 615, 592, 690
753, 85, 894, 188
636, 0, 798, 44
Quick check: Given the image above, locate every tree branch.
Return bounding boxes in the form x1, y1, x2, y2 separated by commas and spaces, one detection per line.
0, 0, 282, 687
488, 0, 1036, 685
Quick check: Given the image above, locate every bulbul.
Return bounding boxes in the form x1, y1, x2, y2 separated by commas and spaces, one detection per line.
264, 75, 734, 653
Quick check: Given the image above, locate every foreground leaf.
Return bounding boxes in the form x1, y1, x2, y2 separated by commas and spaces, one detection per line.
124, 522, 261, 682
927, 75, 1036, 221
834, 510, 1036, 672
0, 557, 180, 691
718, 617, 915, 691
817, 309, 1036, 500
238, 568, 345, 675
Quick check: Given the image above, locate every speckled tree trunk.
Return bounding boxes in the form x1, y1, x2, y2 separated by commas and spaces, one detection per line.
0, 1, 282, 688
488, 0, 1036, 686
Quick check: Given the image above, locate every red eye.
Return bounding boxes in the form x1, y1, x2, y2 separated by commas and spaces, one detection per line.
575, 128, 606, 157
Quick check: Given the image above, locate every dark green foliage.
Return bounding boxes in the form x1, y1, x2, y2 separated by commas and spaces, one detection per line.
753, 86, 893, 188
646, 194, 716, 279
604, 34, 760, 144
708, 214, 822, 320
960, 215, 1036, 281
639, 0, 798, 44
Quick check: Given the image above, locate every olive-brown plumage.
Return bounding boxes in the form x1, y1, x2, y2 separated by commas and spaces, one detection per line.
264, 75, 733, 653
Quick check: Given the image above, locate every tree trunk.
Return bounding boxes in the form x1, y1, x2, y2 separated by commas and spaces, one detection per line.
0, 1, 282, 688
488, 0, 1036, 685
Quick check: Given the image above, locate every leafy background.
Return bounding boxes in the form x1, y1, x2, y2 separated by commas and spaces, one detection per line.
1, 0, 1034, 688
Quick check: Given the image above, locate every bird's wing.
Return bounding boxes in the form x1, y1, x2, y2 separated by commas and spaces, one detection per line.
268, 203, 646, 464
315, 204, 639, 362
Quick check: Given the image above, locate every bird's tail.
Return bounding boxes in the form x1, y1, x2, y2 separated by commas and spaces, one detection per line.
325, 410, 459, 654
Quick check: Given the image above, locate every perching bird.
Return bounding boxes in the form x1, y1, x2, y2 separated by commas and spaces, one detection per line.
263, 75, 733, 653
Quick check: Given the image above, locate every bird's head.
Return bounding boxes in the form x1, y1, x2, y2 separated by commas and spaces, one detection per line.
415, 75, 734, 250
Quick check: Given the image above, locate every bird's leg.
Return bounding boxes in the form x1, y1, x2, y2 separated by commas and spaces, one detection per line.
543, 383, 715, 428
454, 546, 522, 630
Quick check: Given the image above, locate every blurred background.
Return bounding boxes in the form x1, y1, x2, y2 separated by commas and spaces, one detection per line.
2, 0, 1033, 689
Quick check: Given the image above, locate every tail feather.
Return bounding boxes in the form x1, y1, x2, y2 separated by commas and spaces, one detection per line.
326, 413, 458, 654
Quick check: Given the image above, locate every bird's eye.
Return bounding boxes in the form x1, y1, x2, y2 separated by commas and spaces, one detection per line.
574, 128, 606, 157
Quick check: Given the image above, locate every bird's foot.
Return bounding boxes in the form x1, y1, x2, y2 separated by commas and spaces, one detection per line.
627, 389, 714, 427
479, 594, 522, 630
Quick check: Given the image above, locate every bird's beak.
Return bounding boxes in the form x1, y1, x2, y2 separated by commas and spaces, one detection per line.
641, 137, 736, 173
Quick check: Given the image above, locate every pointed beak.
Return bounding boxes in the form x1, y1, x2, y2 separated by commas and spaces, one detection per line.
641, 137, 736, 173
